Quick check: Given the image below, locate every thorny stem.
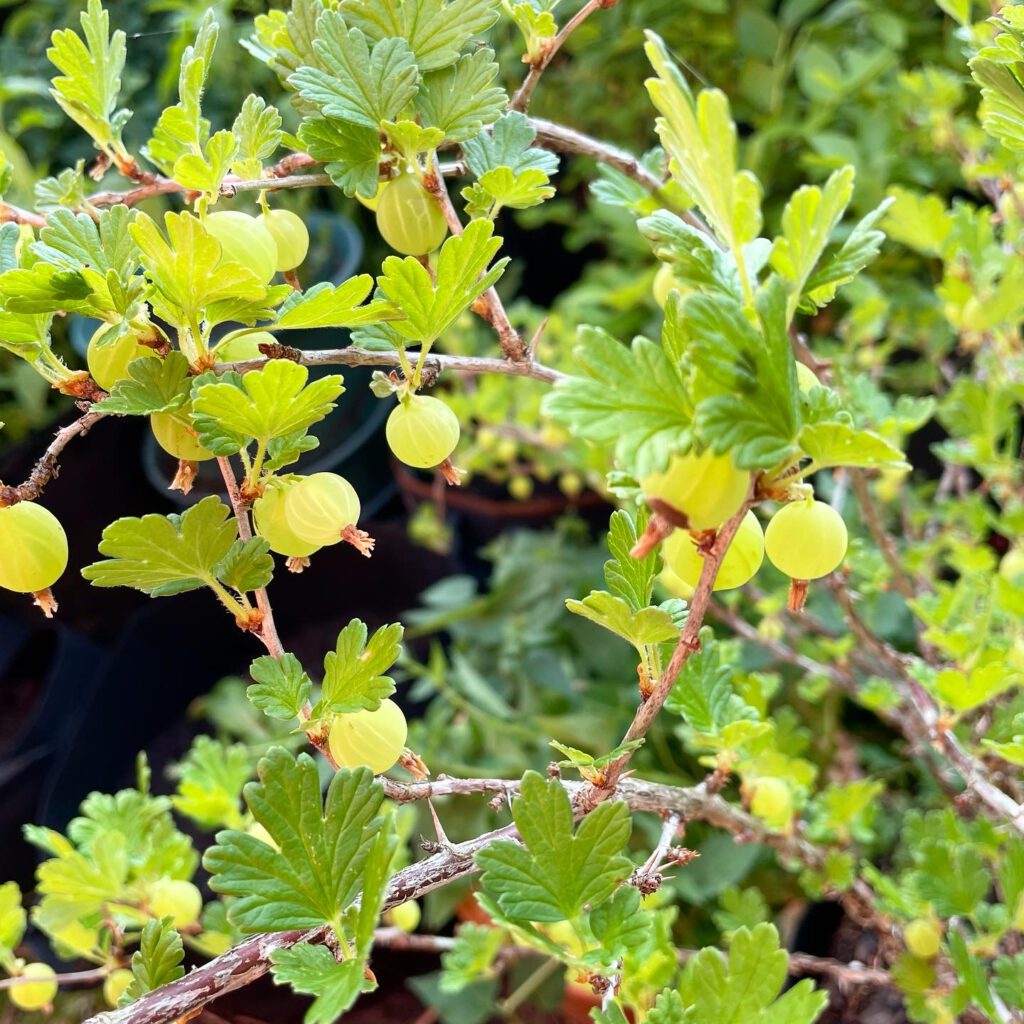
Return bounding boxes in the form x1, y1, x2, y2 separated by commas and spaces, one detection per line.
82, 821, 523, 1024
509, 0, 616, 113
633, 812, 685, 887
216, 456, 285, 660
0, 409, 104, 507
576, 490, 756, 810
422, 156, 527, 361
371, 927, 891, 989
1, 119, 669, 224
221, 346, 565, 385
830, 577, 1024, 835
82, 775, 885, 1024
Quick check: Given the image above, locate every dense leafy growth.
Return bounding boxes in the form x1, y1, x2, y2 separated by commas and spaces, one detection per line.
0, 1, 1021, 1023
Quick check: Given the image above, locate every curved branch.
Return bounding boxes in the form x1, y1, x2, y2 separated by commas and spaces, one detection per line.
577, 491, 755, 809
510, 0, 615, 113
422, 157, 527, 361
829, 578, 1024, 836
0, 409, 104, 507
83, 821, 520, 1024
526, 117, 714, 238
82, 768, 883, 1024
529, 117, 664, 193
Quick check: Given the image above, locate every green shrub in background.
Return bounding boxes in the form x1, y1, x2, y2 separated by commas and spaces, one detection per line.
0, 1, 1022, 1023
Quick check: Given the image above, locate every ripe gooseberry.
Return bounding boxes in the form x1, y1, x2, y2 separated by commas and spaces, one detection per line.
258, 209, 309, 271
764, 499, 848, 580
375, 175, 448, 255
796, 362, 820, 394
148, 879, 202, 928
253, 479, 320, 559
284, 472, 361, 547
386, 394, 460, 469
356, 182, 384, 211
662, 509, 764, 591
216, 331, 276, 363
1000, 544, 1024, 583
641, 450, 749, 531
904, 918, 943, 960
8, 963, 58, 1011
748, 777, 792, 828
150, 408, 214, 462
103, 969, 133, 1008
0, 502, 68, 593
87, 326, 157, 391
387, 900, 421, 933
328, 698, 408, 774
653, 263, 687, 308
204, 211, 278, 284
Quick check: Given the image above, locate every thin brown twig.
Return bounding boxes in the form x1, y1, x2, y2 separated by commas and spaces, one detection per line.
221, 346, 564, 385
0, 967, 109, 990
527, 118, 714, 237
215, 456, 286, 660
830, 578, 1024, 835
0, 408, 104, 507
83, 768, 887, 1024
577, 489, 756, 809
510, 0, 615, 113
0, 202, 47, 227
372, 927, 533, 962
849, 470, 924, 603
676, 947, 892, 988
422, 157, 527, 361
709, 598, 906, 732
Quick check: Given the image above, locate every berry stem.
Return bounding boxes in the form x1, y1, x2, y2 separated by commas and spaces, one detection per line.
579, 485, 757, 811
216, 457, 285, 660
422, 154, 527, 362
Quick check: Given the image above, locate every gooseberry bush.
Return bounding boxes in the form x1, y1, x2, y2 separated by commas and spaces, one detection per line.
1, 1, 1024, 1022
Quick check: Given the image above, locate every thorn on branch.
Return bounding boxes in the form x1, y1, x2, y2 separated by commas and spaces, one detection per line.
88, 152, 112, 181
237, 608, 265, 634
